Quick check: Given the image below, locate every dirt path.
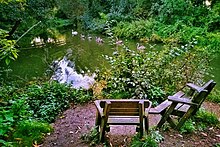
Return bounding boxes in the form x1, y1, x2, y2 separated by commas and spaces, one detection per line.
42, 101, 220, 147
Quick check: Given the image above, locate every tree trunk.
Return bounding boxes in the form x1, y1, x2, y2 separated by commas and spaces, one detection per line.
7, 19, 21, 39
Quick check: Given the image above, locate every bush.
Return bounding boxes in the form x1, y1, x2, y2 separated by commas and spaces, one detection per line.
194, 108, 219, 126
0, 29, 18, 65
180, 119, 196, 134
97, 40, 210, 105
180, 109, 219, 133
24, 81, 93, 122
12, 120, 53, 146
0, 81, 93, 146
130, 130, 163, 147
207, 89, 220, 103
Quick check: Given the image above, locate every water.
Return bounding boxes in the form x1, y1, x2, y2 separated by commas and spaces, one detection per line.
1, 30, 136, 84
1, 30, 220, 91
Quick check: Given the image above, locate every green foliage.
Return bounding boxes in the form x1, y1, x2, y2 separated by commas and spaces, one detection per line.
113, 19, 208, 44
180, 109, 219, 133
0, 85, 32, 147
0, 82, 93, 146
207, 89, 220, 103
130, 130, 163, 147
81, 126, 100, 146
0, 29, 18, 65
12, 120, 53, 146
98, 39, 210, 104
180, 119, 196, 134
150, 0, 210, 26
81, 0, 135, 33
0, 89, 31, 139
151, 0, 193, 25
24, 81, 93, 122
113, 19, 158, 39
198, 32, 220, 53
194, 108, 219, 125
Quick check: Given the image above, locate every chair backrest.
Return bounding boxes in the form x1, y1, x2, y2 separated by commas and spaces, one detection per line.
191, 80, 216, 105
99, 99, 151, 116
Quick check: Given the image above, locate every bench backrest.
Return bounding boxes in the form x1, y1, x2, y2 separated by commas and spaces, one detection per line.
99, 99, 151, 116
192, 80, 216, 105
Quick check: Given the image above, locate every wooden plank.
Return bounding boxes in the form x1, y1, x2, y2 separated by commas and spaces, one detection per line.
107, 117, 139, 125
149, 100, 171, 114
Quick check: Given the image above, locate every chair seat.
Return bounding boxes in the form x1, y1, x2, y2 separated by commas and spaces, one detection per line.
149, 91, 185, 114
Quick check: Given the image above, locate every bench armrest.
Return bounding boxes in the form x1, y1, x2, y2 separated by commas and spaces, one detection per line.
94, 100, 104, 117
186, 83, 202, 92
168, 96, 198, 106
144, 100, 152, 117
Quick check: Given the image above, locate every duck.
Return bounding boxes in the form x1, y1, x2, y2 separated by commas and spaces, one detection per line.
80, 34, 85, 40
71, 30, 78, 36
115, 38, 123, 45
88, 35, 92, 41
136, 43, 146, 50
96, 37, 104, 44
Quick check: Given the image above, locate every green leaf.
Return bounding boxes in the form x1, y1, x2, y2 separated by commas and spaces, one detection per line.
5, 58, 10, 65
12, 51, 18, 59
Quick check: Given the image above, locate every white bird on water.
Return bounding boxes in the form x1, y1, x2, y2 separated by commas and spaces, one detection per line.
71, 30, 78, 36
96, 37, 104, 44
115, 38, 123, 45
136, 43, 146, 50
88, 35, 92, 41
80, 34, 85, 40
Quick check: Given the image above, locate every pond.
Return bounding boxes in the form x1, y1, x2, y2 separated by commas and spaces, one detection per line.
1, 30, 137, 84
1, 30, 220, 91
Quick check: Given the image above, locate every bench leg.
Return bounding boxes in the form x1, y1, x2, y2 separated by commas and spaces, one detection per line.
175, 107, 195, 130
145, 116, 149, 134
95, 111, 101, 132
99, 103, 111, 142
157, 102, 178, 128
99, 119, 106, 142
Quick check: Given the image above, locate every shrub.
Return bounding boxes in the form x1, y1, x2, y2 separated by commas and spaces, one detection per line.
180, 119, 196, 134
0, 29, 18, 65
180, 109, 219, 133
194, 108, 219, 126
113, 19, 157, 39
12, 120, 53, 146
207, 89, 220, 103
81, 126, 100, 146
97, 40, 210, 105
24, 81, 93, 122
130, 130, 163, 147
0, 81, 93, 146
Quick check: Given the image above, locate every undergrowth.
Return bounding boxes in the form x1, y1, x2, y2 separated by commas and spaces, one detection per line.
180, 108, 219, 134
0, 81, 93, 146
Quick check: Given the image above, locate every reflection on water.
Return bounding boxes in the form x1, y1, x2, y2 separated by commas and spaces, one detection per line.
31, 34, 67, 47
51, 56, 95, 90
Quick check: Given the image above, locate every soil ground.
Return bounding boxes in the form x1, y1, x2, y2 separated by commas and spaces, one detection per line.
42, 101, 220, 147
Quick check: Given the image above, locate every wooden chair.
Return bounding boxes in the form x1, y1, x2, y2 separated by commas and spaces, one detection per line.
94, 99, 152, 142
149, 80, 216, 130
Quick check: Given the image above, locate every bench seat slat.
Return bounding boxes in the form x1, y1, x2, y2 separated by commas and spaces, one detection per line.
107, 116, 139, 125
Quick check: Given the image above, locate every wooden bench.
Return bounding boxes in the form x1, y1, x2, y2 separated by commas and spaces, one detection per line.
94, 99, 152, 142
149, 80, 216, 130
